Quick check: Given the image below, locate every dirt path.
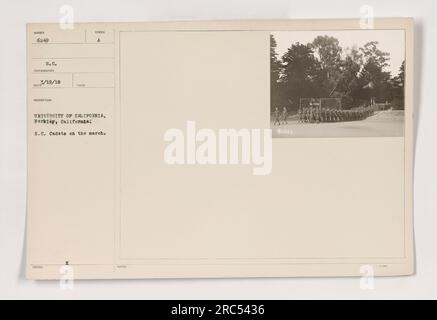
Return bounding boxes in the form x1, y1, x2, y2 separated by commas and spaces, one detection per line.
271, 110, 404, 138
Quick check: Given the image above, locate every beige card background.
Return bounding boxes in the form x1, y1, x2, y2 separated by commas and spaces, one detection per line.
26, 19, 414, 279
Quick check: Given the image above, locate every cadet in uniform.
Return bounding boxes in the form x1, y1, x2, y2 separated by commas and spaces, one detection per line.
315, 108, 320, 123
273, 107, 281, 125
281, 107, 288, 125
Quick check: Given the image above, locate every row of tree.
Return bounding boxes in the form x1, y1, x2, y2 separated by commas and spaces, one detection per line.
270, 35, 405, 113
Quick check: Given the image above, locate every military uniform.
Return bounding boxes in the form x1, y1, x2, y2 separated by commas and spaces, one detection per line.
273, 108, 280, 125
281, 107, 288, 125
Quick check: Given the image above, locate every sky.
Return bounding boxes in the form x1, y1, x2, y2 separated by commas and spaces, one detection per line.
272, 30, 405, 76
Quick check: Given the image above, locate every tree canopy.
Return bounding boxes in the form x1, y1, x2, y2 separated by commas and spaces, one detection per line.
270, 34, 405, 112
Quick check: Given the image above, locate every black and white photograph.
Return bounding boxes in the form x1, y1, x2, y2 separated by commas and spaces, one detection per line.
270, 30, 405, 138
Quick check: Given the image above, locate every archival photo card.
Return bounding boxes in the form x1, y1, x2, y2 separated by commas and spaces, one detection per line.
26, 19, 414, 279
